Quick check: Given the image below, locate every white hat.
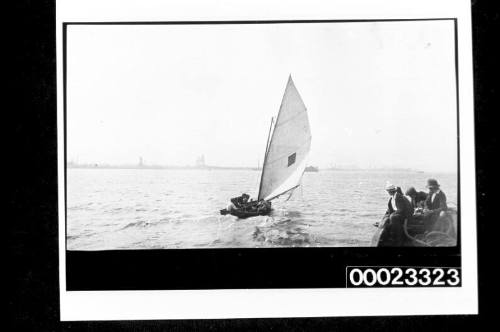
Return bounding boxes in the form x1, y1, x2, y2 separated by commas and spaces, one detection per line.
385, 182, 396, 191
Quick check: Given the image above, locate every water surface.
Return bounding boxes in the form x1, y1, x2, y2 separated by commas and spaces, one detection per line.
67, 169, 457, 250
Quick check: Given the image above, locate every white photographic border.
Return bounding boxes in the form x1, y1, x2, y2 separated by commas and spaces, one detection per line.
57, 0, 477, 320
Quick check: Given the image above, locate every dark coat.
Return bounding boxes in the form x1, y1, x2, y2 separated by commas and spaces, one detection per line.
410, 191, 428, 209
424, 190, 447, 212
386, 192, 413, 218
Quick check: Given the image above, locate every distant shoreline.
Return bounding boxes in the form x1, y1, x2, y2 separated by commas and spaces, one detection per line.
66, 164, 446, 173
67, 164, 260, 171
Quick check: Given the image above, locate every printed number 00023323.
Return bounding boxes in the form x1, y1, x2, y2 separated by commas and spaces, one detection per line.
346, 267, 461, 287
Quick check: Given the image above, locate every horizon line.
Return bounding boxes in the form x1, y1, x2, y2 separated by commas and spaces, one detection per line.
66, 162, 457, 173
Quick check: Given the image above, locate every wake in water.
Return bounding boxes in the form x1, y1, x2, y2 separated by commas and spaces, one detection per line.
67, 168, 458, 249
251, 209, 313, 247
120, 217, 172, 230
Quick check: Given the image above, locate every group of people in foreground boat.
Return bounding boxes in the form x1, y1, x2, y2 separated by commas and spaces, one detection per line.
374, 178, 454, 246
220, 193, 272, 217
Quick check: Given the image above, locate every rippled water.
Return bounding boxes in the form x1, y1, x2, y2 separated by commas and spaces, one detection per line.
67, 169, 457, 250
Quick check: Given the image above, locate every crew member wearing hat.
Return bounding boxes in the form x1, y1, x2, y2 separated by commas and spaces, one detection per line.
240, 193, 250, 205
226, 198, 238, 212
405, 187, 428, 210
223, 194, 251, 214
230, 193, 250, 209
423, 178, 448, 230
379, 182, 413, 246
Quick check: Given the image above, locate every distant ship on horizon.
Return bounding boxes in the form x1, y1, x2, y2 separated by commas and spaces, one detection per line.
305, 166, 319, 172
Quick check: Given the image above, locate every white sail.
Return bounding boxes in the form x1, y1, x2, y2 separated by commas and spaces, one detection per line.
258, 75, 311, 201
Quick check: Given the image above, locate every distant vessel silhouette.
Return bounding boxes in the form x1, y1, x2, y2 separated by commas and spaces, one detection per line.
305, 166, 319, 172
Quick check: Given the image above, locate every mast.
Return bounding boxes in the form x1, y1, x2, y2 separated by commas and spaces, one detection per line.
257, 116, 274, 200
259, 75, 292, 201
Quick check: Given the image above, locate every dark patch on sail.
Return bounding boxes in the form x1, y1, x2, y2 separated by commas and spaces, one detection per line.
287, 153, 296, 167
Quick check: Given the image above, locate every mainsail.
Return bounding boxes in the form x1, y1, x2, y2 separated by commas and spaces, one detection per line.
258, 75, 312, 201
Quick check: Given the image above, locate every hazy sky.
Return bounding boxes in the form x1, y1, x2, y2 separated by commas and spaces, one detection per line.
67, 20, 457, 172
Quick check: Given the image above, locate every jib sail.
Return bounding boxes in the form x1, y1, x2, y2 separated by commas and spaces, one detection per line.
258, 75, 312, 201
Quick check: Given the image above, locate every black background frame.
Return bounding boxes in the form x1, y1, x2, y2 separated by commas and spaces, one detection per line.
11, 0, 496, 329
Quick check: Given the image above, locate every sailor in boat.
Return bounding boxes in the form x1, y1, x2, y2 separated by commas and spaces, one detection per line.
405, 186, 428, 210
256, 199, 271, 213
236, 193, 250, 207
421, 178, 448, 232
396, 186, 404, 195
376, 182, 413, 246
226, 198, 238, 213
225, 193, 250, 211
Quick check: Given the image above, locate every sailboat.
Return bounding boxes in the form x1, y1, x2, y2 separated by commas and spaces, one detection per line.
220, 75, 312, 218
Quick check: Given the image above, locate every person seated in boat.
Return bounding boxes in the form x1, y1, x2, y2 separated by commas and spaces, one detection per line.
256, 199, 271, 213
378, 182, 413, 246
238, 193, 251, 209
231, 193, 250, 209
374, 184, 406, 226
226, 198, 239, 212
422, 179, 448, 231
396, 186, 413, 208
405, 187, 428, 210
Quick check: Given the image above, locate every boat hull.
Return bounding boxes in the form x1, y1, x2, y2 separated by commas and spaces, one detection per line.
220, 203, 272, 219
371, 208, 458, 247
220, 202, 272, 219
220, 208, 271, 219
